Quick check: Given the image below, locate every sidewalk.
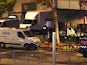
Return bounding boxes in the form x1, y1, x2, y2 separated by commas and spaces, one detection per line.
0, 43, 85, 65
0, 58, 69, 65
0, 59, 52, 65
0, 51, 86, 65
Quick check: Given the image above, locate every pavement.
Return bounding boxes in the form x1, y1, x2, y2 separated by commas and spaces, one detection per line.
0, 49, 87, 65
0, 44, 85, 65
0, 59, 52, 65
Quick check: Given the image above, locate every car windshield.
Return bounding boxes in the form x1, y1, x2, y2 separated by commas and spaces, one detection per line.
23, 30, 34, 37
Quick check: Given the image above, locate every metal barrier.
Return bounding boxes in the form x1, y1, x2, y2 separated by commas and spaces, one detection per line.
0, 48, 87, 65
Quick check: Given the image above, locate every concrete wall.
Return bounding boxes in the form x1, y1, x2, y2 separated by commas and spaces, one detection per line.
57, 0, 87, 10
13, 0, 32, 12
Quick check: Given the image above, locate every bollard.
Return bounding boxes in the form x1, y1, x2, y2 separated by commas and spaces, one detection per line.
12, 52, 15, 60
25, 51, 29, 61
38, 50, 43, 63
39, 54, 43, 63
0, 44, 1, 61
52, 32, 56, 65
83, 58, 86, 65
68, 49, 71, 65
68, 56, 71, 65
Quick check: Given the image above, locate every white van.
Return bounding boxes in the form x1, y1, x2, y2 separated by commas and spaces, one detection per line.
0, 28, 41, 49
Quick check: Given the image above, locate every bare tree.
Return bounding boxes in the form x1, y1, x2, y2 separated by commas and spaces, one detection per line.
0, 0, 17, 18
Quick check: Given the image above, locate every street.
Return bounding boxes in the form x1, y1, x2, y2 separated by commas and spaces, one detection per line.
0, 47, 87, 65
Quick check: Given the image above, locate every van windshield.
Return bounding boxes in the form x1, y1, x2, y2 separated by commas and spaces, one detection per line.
23, 30, 34, 37
23, 20, 37, 25
23, 20, 31, 24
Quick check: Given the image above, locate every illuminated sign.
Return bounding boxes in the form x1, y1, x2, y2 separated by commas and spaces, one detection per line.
8, 15, 17, 19
46, 21, 51, 27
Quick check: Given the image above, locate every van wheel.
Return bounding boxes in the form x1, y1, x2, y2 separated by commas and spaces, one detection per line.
24, 43, 29, 50
28, 43, 37, 50
0, 42, 6, 48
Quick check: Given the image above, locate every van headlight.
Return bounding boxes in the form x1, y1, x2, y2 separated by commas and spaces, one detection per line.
35, 41, 41, 46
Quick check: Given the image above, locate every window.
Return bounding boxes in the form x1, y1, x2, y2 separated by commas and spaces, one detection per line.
17, 32, 25, 39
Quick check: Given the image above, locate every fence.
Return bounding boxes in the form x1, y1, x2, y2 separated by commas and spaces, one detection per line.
0, 47, 87, 65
